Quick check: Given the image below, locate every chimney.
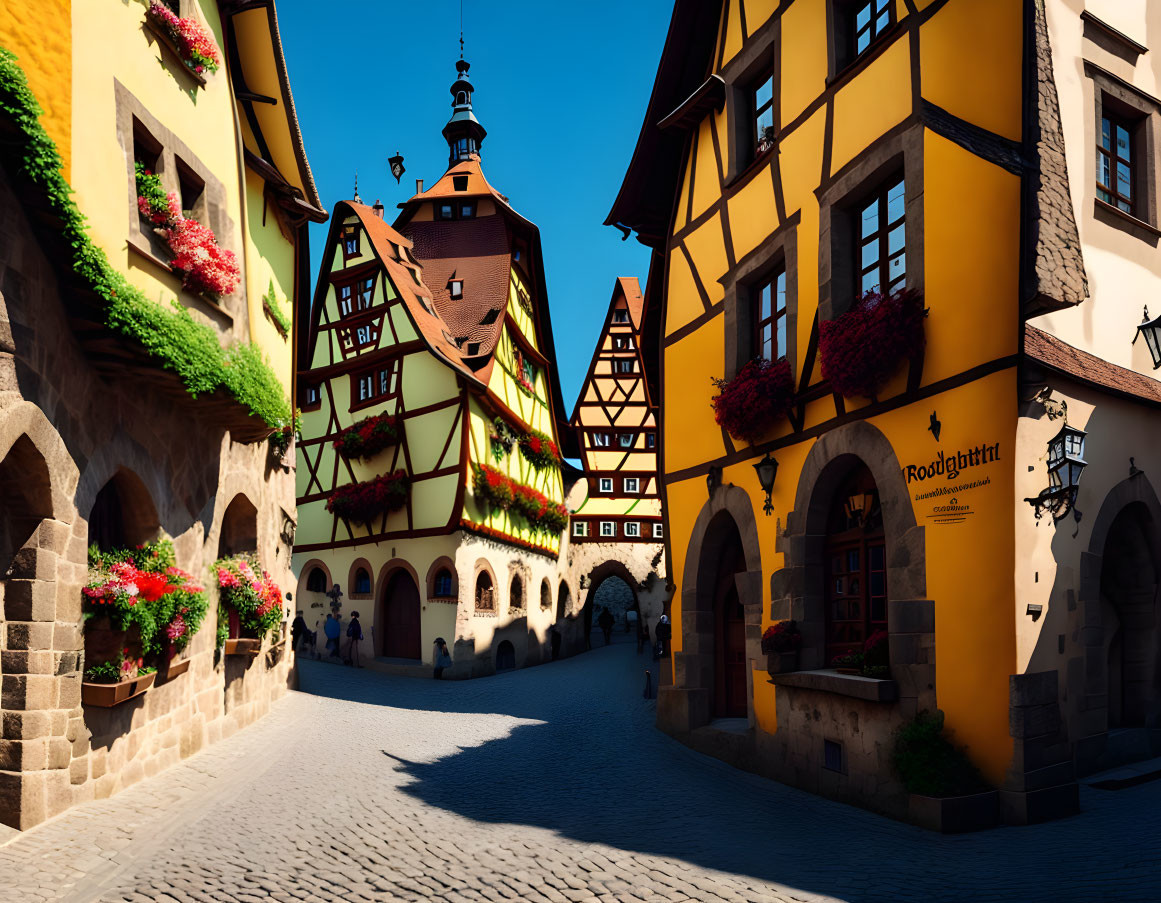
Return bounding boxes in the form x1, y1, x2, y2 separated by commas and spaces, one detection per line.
416, 178, 424, 195
372, 199, 385, 219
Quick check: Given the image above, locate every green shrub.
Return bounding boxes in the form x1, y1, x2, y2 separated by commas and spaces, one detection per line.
892, 710, 989, 797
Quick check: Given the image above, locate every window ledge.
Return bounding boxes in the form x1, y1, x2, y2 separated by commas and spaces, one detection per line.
767, 668, 899, 702
826, 21, 908, 93
144, 19, 208, 88
724, 146, 775, 192
428, 595, 458, 604
1094, 197, 1161, 241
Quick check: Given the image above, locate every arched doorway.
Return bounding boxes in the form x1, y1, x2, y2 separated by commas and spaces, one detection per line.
88, 469, 159, 552
0, 435, 53, 575
709, 515, 747, 718
556, 581, 571, 621
496, 640, 516, 671
218, 494, 258, 558
1100, 502, 1160, 728
823, 463, 887, 665
378, 569, 421, 660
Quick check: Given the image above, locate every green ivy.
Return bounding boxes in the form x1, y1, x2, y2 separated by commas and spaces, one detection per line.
0, 48, 290, 430
263, 280, 292, 337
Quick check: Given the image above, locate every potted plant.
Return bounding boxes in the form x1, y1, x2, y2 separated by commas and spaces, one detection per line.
761, 620, 801, 674
82, 649, 157, 707
332, 412, 399, 460
819, 288, 925, 400
894, 710, 998, 833
325, 471, 410, 525
215, 556, 285, 655
144, 1, 221, 76
861, 628, 890, 679
488, 418, 517, 461
711, 358, 795, 444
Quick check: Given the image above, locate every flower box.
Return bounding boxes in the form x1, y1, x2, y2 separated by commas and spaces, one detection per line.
326, 471, 410, 524
82, 671, 156, 708
160, 655, 191, 680
766, 651, 798, 674
517, 429, 561, 470
224, 638, 262, 656
712, 358, 795, 444
144, 2, 221, 82
908, 790, 999, 834
820, 288, 925, 400
332, 413, 399, 460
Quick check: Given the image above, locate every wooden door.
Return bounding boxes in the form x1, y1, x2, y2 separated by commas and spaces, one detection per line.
712, 532, 747, 719
382, 570, 421, 660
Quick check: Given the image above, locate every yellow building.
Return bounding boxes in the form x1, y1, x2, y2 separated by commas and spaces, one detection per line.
0, 0, 321, 829
294, 58, 581, 675
604, 0, 1155, 828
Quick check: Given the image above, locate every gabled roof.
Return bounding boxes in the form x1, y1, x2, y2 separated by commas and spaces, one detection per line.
222, 0, 326, 221
616, 276, 645, 330
1025, 325, 1161, 407
604, 0, 723, 246
307, 202, 484, 387
400, 154, 509, 207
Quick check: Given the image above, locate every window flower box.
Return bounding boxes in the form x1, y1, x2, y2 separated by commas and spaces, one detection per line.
472, 464, 568, 534
326, 471, 410, 524
517, 429, 561, 470
819, 288, 925, 400
144, 2, 221, 81
762, 621, 801, 674
224, 638, 262, 656
766, 651, 799, 674
216, 556, 285, 648
332, 413, 399, 460
711, 357, 795, 444
82, 670, 157, 708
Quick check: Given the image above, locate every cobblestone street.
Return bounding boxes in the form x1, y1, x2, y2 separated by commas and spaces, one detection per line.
0, 641, 1157, 903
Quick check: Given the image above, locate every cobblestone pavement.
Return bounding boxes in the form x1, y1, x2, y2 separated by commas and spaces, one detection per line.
0, 641, 1158, 903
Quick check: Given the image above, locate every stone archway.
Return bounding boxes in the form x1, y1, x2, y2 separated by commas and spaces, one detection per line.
772, 421, 932, 702
1076, 473, 1161, 769
580, 559, 639, 647
658, 483, 763, 734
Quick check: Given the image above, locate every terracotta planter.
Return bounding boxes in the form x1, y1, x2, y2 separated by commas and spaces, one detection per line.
225, 638, 261, 656
82, 671, 156, 708
765, 651, 799, 674
909, 790, 999, 834
160, 653, 191, 681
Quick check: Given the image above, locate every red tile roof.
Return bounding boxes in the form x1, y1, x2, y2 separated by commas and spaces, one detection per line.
1025, 324, 1161, 405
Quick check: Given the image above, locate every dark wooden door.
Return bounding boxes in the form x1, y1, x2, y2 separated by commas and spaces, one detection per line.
712, 532, 747, 719
382, 570, 421, 660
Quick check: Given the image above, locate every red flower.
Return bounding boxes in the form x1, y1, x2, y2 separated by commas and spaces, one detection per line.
819, 289, 925, 400
711, 358, 795, 444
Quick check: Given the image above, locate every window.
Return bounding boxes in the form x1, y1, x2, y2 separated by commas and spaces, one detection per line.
357, 276, 374, 310
175, 156, 204, 219
599, 478, 613, 493
338, 283, 354, 317
437, 202, 454, 220
434, 568, 454, 597
614, 360, 636, 374
573, 521, 589, 537
613, 336, 635, 350
133, 119, 162, 172
625, 522, 640, 538
1098, 113, 1136, 214
453, 174, 469, 191
354, 567, 372, 595
480, 308, 500, 325
460, 202, 476, 219
342, 224, 359, 258
306, 568, 327, 593
752, 72, 775, 159
593, 433, 611, 448
455, 92, 468, 107
600, 522, 616, 538
653, 523, 664, 539
522, 358, 536, 387
624, 477, 639, 494
355, 325, 373, 347
613, 309, 630, 323
352, 361, 399, 407
618, 433, 634, 449
857, 176, 906, 296
849, 0, 894, 60
302, 383, 321, 410
755, 267, 788, 362
450, 279, 464, 300
475, 571, 494, 611
510, 576, 524, 610
646, 433, 656, 449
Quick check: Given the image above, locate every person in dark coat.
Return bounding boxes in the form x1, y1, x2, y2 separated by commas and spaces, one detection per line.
654, 614, 672, 658
433, 637, 452, 679
597, 606, 615, 645
290, 612, 307, 652
344, 611, 364, 667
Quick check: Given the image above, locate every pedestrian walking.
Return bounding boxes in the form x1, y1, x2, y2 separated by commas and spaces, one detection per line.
433, 637, 452, 679
344, 611, 363, 667
654, 614, 671, 659
290, 611, 307, 653
597, 606, 615, 646
323, 612, 341, 659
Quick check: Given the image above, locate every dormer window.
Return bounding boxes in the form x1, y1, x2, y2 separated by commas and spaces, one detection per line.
450, 279, 464, 300
453, 174, 469, 192
613, 309, 630, 323
342, 224, 359, 258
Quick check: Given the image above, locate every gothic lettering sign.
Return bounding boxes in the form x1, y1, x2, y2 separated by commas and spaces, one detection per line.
902, 442, 1001, 526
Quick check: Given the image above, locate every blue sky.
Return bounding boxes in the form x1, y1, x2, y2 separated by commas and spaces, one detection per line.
278, 0, 673, 410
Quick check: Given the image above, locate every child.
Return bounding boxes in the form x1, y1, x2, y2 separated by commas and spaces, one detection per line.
345, 611, 363, 668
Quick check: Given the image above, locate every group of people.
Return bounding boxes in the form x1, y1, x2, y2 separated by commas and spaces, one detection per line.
593, 605, 671, 660
290, 610, 364, 667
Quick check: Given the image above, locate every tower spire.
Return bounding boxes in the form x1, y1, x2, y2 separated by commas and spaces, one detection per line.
353, 169, 362, 205
441, 55, 487, 166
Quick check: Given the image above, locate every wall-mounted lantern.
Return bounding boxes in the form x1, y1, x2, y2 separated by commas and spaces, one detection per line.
844, 491, 875, 526
1133, 305, 1161, 369
1025, 421, 1087, 523
753, 452, 778, 515
388, 151, 406, 184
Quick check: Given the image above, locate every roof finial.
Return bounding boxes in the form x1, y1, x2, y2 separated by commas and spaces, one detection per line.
459, 0, 464, 59
353, 169, 362, 205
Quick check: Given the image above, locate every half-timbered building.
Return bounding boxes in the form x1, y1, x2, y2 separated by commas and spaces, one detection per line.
294, 58, 580, 675
604, 0, 1161, 829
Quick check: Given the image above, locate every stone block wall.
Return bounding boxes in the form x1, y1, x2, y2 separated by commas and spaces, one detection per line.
0, 161, 295, 830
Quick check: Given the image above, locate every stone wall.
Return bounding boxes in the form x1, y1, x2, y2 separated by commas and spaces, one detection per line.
0, 164, 295, 830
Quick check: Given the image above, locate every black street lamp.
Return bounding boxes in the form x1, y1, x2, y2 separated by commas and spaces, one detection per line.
1134, 305, 1161, 369
1025, 422, 1087, 523
753, 452, 778, 515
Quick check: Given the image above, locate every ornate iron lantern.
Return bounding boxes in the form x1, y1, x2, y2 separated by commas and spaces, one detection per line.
1025, 421, 1087, 522
1134, 306, 1161, 369
388, 151, 406, 184
753, 452, 778, 515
